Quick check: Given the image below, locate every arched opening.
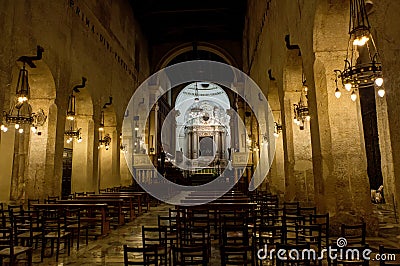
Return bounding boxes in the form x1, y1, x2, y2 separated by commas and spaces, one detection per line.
0, 60, 57, 203
173, 82, 232, 185
63, 87, 94, 195
98, 105, 118, 190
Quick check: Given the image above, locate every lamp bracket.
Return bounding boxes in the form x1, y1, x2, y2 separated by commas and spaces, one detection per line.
102, 96, 113, 109
17, 46, 44, 68
285, 35, 300, 52
268, 69, 276, 81
73, 77, 87, 93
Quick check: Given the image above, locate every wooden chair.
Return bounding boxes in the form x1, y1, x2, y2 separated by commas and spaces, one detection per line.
296, 224, 323, 265
340, 223, 366, 246
332, 244, 370, 266
379, 245, 400, 266
13, 213, 42, 249
0, 227, 32, 265
142, 226, 168, 265
27, 199, 40, 210
276, 242, 311, 266
172, 245, 207, 266
220, 217, 254, 266
64, 208, 89, 250
158, 215, 177, 248
123, 245, 159, 265
46, 196, 60, 204
41, 209, 71, 262
7, 204, 24, 216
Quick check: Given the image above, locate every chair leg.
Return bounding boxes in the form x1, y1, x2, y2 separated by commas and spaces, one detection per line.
77, 229, 80, 250
56, 238, 60, 262
68, 236, 71, 256
28, 249, 33, 266
85, 227, 89, 245
41, 238, 46, 262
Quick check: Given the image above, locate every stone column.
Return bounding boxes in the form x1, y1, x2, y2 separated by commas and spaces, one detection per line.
308, 51, 377, 233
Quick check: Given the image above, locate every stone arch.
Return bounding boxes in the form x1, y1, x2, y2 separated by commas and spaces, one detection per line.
0, 60, 57, 203
99, 105, 120, 190
280, 49, 314, 204
156, 42, 239, 70
66, 86, 95, 194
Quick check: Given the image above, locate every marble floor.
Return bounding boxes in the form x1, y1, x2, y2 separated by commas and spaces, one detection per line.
6, 203, 400, 265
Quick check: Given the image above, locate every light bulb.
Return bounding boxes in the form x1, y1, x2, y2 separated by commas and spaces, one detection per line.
67, 115, 74, 121
134, 127, 139, 131
0, 125, 4, 131
351, 91, 357, 102
344, 83, 352, 92
77, 137, 83, 143
66, 139, 71, 144
375, 77, 383, 87
18, 128, 24, 133
15, 124, 20, 129
69, 137, 73, 142
99, 127, 104, 132
105, 145, 110, 150
273, 132, 279, 138
353, 35, 369, 46
2, 126, 8, 132
306, 115, 311, 121
335, 88, 341, 99
378, 88, 385, 97
293, 118, 298, 124
31, 126, 37, 133
18, 96, 27, 103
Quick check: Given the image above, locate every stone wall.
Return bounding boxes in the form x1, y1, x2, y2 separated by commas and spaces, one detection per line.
0, 0, 149, 202
242, 0, 400, 233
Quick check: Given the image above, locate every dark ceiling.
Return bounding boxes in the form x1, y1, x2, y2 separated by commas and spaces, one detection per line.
129, 0, 248, 45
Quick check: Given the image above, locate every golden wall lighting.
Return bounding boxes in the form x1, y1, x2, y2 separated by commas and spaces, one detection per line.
1, 62, 47, 133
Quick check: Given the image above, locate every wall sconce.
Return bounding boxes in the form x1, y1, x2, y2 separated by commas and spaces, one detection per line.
1, 47, 47, 134
274, 122, 283, 137
64, 77, 86, 143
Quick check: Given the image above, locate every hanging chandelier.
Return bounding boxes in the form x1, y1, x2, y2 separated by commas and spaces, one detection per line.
334, 0, 384, 101
1, 63, 47, 133
64, 94, 82, 143
98, 110, 112, 150
293, 79, 310, 130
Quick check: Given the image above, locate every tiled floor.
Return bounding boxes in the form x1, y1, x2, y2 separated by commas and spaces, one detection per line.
7, 202, 400, 265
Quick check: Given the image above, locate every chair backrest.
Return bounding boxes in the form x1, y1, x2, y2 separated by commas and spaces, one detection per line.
7, 204, 24, 216
28, 199, 40, 210
123, 245, 158, 265
340, 223, 366, 245
142, 226, 167, 248
299, 207, 317, 216
379, 245, 400, 266
13, 214, 34, 246
46, 196, 59, 203
172, 245, 207, 266
0, 227, 15, 258
283, 202, 300, 216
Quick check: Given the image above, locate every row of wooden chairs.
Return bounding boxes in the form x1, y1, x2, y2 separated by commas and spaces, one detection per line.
0, 204, 90, 264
